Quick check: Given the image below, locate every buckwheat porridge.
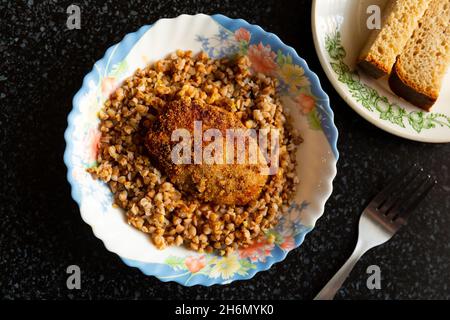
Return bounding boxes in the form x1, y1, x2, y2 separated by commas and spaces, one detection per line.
88, 50, 301, 256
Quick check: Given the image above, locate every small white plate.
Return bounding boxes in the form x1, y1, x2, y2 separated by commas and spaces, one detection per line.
312, 0, 450, 143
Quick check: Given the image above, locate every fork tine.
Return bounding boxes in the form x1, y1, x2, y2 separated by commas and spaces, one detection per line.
375, 167, 423, 214
385, 172, 429, 219
370, 165, 419, 209
393, 177, 437, 226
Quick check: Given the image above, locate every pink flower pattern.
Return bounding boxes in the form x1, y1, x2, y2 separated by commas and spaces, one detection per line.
185, 255, 206, 273
280, 236, 295, 251
101, 76, 117, 97
234, 27, 251, 42
239, 239, 274, 262
88, 128, 101, 162
247, 42, 278, 75
296, 93, 316, 114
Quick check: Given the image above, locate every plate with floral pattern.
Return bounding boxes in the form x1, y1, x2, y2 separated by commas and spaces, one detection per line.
312, 0, 450, 143
64, 14, 338, 286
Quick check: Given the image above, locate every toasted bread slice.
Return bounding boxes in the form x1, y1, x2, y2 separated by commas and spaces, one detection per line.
358, 0, 430, 79
389, 0, 450, 111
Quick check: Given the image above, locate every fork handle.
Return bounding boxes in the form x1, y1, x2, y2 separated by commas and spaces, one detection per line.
314, 243, 368, 300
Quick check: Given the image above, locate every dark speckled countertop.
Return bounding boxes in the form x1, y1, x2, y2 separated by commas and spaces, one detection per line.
1, 0, 449, 300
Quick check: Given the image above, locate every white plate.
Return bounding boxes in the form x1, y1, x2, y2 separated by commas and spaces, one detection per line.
64, 14, 338, 286
312, 0, 450, 143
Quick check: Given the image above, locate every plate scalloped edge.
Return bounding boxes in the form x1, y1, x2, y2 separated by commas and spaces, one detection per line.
64, 13, 339, 286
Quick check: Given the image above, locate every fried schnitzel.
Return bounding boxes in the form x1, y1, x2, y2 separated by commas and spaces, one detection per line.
146, 100, 268, 205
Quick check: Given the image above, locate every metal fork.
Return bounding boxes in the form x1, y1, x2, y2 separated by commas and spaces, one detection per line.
314, 166, 436, 300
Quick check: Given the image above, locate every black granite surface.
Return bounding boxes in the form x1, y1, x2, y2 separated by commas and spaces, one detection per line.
1, 0, 449, 300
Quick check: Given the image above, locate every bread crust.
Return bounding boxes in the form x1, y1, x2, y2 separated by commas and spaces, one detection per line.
357, 55, 389, 79
388, 61, 436, 111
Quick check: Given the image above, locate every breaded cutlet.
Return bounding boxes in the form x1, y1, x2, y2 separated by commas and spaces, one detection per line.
146, 99, 268, 205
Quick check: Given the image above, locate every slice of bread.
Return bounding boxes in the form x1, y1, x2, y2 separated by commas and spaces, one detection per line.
389, 0, 450, 111
358, 0, 430, 79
